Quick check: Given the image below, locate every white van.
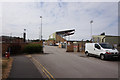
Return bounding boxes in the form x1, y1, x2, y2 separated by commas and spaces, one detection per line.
85, 43, 119, 60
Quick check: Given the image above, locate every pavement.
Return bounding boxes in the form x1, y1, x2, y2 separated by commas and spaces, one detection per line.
7, 55, 42, 80
31, 45, 119, 79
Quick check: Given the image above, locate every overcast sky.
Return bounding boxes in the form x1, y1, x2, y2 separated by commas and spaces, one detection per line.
0, 0, 119, 40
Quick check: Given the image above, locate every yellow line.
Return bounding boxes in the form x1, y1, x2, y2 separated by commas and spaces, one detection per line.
38, 63, 55, 79
42, 68, 51, 80
42, 67, 55, 79
32, 57, 55, 80
34, 60, 51, 79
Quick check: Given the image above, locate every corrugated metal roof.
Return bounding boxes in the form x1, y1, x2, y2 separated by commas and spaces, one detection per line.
56, 29, 75, 36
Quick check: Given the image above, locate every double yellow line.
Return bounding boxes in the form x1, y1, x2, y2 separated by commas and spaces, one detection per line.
32, 57, 55, 80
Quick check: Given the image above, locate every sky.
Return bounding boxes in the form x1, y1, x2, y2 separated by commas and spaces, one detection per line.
0, 0, 119, 40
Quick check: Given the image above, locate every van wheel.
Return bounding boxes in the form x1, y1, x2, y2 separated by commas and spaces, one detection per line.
100, 54, 105, 60
85, 52, 89, 56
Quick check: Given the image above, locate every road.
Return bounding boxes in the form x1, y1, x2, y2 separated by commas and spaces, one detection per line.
31, 45, 118, 78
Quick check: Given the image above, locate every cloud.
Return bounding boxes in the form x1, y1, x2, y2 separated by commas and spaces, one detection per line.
1, 2, 118, 40
0, 3, 2, 35
0, 0, 119, 2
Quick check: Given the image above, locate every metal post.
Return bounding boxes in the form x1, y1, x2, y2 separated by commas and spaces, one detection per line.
68, 35, 70, 41
90, 20, 93, 41
23, 29, 26, 42
10, 33, 12, 43
40, 16, 42, 41
39, 27, 40, 41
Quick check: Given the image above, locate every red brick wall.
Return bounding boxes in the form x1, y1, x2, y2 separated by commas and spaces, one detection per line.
2, 41, 43, 54
2, 43, 10, 54
31, 41, 43, 46
2, 43, 28, 54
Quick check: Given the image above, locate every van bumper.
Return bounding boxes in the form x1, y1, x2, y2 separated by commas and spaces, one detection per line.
105, 54, 120, 59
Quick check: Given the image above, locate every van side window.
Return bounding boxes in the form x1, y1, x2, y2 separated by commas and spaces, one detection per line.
95, 44, 101, 49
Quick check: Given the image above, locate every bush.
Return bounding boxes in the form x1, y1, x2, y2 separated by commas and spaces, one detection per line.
23, 44, 43, 54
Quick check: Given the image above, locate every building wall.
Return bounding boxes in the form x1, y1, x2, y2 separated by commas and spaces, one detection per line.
56, 34, 66, 43
105, 36, 120, 46
93, 35, 120, 47
49, 33, 56, 40
92, 35, 105, 43
47, 40, 55, 45
48, 33, 67, 46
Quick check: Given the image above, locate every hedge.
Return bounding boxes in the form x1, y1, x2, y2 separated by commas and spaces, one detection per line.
23, 44, 43, 54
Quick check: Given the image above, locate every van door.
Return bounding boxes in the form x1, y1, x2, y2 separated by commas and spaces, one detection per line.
94, 44, 101, 56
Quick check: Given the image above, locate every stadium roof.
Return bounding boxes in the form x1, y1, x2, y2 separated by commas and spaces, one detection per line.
56, 29, 75, 36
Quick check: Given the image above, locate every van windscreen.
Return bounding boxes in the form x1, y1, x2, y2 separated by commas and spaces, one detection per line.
99, 43, 114, 49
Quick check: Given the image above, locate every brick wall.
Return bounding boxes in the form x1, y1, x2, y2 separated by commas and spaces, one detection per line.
47, 40, 55, 45
66, 41, 91, 52
31, 41, 43, 46
56, 34, 66, 43
2, 41, 43, 54
2, 43, 28, 54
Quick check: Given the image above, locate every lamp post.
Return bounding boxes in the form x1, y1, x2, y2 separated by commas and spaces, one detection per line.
90, 20, 93, 41
40, 16, 42, 41
23, 29, 26, 42
10, 33, 12, 43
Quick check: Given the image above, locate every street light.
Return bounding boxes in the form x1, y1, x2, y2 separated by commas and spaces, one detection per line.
90, 20, 93, 41
40, 16, 42, 41
23, 29, 26, 42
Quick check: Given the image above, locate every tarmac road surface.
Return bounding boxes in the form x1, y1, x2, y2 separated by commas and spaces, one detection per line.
31, 45, 119, 79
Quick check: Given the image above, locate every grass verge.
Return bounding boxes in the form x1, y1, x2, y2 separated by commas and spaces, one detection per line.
2, 57, 13, 79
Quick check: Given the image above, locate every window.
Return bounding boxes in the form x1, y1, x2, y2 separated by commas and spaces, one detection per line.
99, 43, 114, 49
95, 44, 101, 49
